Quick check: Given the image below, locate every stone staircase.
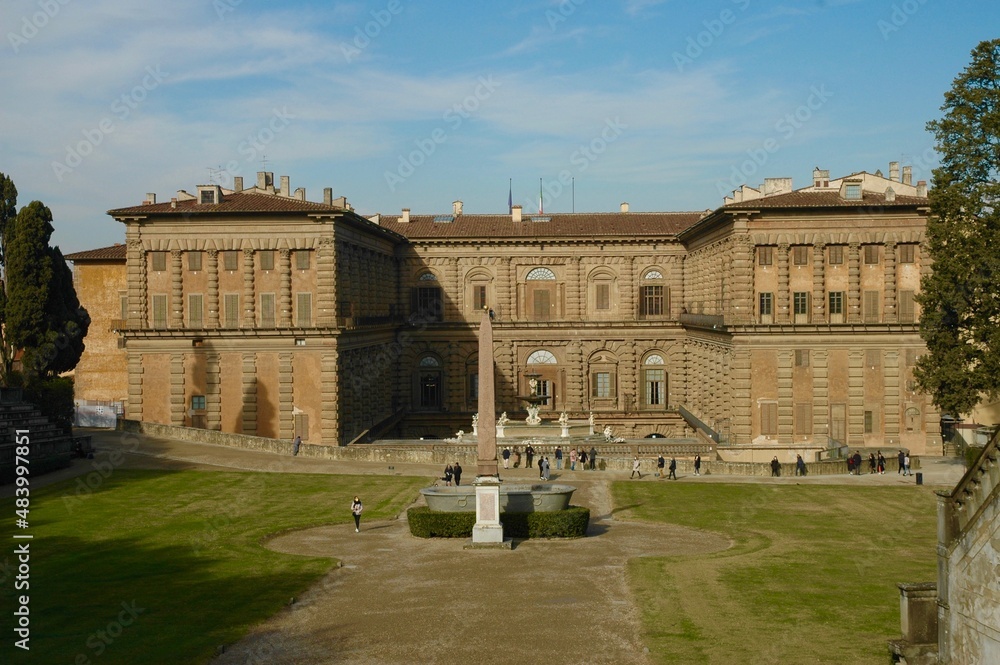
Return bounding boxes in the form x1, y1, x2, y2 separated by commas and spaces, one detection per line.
0, 390, 76, 484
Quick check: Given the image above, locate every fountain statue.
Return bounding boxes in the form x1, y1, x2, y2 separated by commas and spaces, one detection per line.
526, 404, 542, 426
471, 413, 479, 436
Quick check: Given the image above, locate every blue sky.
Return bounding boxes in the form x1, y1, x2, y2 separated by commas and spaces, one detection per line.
2, 0, 997, 253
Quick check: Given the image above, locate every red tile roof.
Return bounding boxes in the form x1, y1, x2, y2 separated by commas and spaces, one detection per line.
65, 244, 127, 261
107, 192, 345, 216
725, 190, 928, 209
379, 212, 705, 240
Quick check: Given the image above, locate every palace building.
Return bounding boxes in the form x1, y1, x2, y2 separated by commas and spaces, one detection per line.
68, 162, 941, 455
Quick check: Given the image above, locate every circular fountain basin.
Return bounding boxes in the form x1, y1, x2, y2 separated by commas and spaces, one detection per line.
420, 484, 576, 513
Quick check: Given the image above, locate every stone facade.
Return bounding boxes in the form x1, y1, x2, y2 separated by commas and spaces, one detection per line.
78, 164, 941, 451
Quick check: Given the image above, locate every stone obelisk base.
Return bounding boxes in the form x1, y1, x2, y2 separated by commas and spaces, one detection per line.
466, 477, 511, 550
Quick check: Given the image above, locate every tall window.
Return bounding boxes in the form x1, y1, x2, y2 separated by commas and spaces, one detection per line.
864, 245, 879, 264
223, 294, 239, 328
899, 290, 915, 323
413, 273, 442, 322
151, 294, 167, 328
795, 349, 810, 368
596, 283, 610, 310
473, 285, 487, 311
863, 290, 880, 323
188, 251, 202, 271
296, 293, 312, 327
640, 270, 665, 317
898, 244, 915, 264
259, 250, 274, 271
828, 245, 844, 265
223, 251, 239, 271
295, 250, 310, 270
418, 356, 442, 409
828, 291, 844, 316
793, 291, 810, 322
794, 402, 812, 435
758, 246, 773, 266
592, 372, 614, 398
188, 294, 203, 328
792, 245, 809, 265
468, 373, 478, 402
260, 293, 275, 327
864, 409, 878, 434
759, 292, 774, 321
643, 354, 666, 408
526, 267, 556, 321
151, 251, 167, 272
760, 402, 778, 436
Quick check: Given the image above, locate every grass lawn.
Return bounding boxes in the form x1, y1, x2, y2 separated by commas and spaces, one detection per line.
1, 469, 425, 664
614, 482, 939, 664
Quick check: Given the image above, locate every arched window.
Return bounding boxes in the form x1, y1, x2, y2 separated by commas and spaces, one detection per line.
527, 350, 557, 364
526, 267, 556, 280
416, 355, 442, 409
642, 354, 667, 408
466, 268, 493, 315
412, 273, 442, 322
640, 270, 667, 318
589, 268, 616, 315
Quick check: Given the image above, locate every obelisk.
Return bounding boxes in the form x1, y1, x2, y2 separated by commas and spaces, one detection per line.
476, 313, 498, 478
470, 311, 506, 546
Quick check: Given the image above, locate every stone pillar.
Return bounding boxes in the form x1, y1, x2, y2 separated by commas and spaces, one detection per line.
677, 255, 686, 316
812, 242, 826, 323
566, 341, 583, 412
448, 342, 462, 412
242, 248, 255, 327
567, 257, 582, 319
207, 249, 219, 328
322, 350, 340, 445
448, 257, 460, 320
848, 349, 864, 445
777, 243, 790, 323
126, 239, 146, 328
884, 350, 900, 444
777, 349, 793, 443
732, 348, 751, 443
279, 352, 293, 439
241, 352, 257, 435
848, 241, 861, 323
206, 352, 221, 431
316, 238, 335, 327
279, 248, 292, 327
884, 241, 897, 323
622, 257, 635, 318
127, 351, 143, 421
813, 350, 829, 446
729, 236, 753, 323
170, 249, 183, 327
170, 353, 185, 426
623, 341, 637, 414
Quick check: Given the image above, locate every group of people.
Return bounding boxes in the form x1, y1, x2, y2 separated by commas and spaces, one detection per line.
845, 450, 910, 475
651, 454, 680, 480
441, 462, 464, 486
501, 445, 598, 471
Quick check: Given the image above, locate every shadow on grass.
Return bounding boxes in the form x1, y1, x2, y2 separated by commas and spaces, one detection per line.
0, 532, 333, 665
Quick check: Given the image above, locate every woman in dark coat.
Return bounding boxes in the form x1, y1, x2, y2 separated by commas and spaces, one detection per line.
443, 464, 453, 486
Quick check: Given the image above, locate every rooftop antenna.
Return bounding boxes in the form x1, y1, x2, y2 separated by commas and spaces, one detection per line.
260, 153, 269, 172
207, 166, 224, 186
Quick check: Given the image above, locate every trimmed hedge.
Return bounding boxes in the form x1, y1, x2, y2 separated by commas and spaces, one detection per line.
407, 505, 590, 539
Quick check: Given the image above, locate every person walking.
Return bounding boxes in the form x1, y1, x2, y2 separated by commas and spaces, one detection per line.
656, 454, 665, 478
502, 447, 510, 469
579, 449, 588, 471
694, 454, 701, 476
513, 448, 521, 468
555, 446, 563, 470
542, 457, 551, 481
631, 456, 642, 479
292, 435, 301, 456
570, 448, 578, 471
771, 456, 781, 477
526, 444, 535, 469
453, 462, 463, 486
589, 446, 597, 470
795, 454, 806, 477
668, 457, 677, 480
443, 463, 454, 486
877, 451, 886, 475
869, 453, 877, 474
852, 451, 863, 476
897, 450, 905, 475
903, 453, 911, 476
351, 496, 363, 533
847, 455, 855, 475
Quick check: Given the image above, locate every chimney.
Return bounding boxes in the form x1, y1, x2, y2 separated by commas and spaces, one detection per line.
902, 166, 912, 186
453, 200, 463, 216
885, 187, 896, 203
257, 171, 273, 190
233, 177, 243, 192
620, 202, 629, 213
323, 187, 333, 206
170, 198, 177, 209
763, 177, 793, 196
511, 205, 522, 223
813, 167, 830, 188
144, 193, 156, 205
889, 161, 900, 182
916, 180, 927, 197
279, 176, 290, 197
294, 187, 306, 201
401, 208, 410, 223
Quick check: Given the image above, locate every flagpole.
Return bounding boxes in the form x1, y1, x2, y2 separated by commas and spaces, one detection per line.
539, 177, 543, 214
508, 178, 512, 214
572, 177, 575, 213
